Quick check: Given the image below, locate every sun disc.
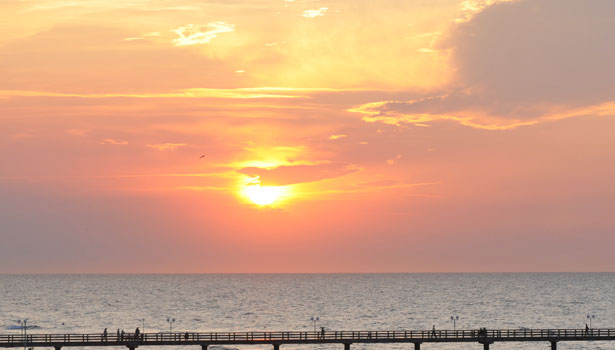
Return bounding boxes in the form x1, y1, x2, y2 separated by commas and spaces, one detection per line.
244, 185, 283, 205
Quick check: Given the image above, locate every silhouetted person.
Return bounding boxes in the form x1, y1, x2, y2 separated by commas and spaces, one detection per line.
586, 324, 589, 335
135, 327, 140, 340
321, 327, 325, 339
432, 325, 436, 338
185, 332, 189, 340
103, 328, 107, 341
117, 329, 120, 340
121, 330, 125, 341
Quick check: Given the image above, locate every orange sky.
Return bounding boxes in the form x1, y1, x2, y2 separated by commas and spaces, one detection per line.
1, 0, 615, 273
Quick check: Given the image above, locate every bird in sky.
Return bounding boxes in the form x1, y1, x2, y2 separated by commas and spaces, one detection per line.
199, 155, 206, 158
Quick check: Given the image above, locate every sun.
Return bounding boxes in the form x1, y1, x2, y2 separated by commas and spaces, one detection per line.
244, 185, 283, 206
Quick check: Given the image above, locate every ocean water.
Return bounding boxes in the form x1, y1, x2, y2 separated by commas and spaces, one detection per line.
1, 274, 614, 350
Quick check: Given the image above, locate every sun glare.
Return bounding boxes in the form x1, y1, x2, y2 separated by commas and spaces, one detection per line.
244, 185, 283, 206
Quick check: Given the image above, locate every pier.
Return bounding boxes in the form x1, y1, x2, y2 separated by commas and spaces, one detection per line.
2, 329, 615, 350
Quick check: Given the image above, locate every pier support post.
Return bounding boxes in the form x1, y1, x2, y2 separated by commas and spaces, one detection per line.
483, 343, 490, 350
550, 342, 557, 350
273, 344, 280, 350
55, 346, 61, 350
414, 343, 420, 350
202, 344, 209, 350
344, 343, 351, 350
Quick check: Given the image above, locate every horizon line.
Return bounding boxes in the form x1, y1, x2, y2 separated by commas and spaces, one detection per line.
2, 271, 615, 276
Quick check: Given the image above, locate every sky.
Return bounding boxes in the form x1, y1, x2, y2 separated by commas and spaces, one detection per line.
1, 0, 614, 273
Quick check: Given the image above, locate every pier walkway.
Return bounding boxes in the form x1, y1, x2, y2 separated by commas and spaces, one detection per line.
2, 329, 615, 350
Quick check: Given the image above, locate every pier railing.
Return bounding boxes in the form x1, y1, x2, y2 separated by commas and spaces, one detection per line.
2, 329, 615, 345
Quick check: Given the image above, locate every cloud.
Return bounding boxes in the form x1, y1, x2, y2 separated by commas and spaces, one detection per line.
0, 87, 306, 99
65, 128, 89, 136
101, 138, 128, 145
0, 26, 244, 92
302, 7, 328, 18
356, 179, 400, 187
454, 0, 515, 23
123, 31, 161, 41
329, 134, 347, 140
172, 22, 235, 46
237, 163, 358, 186
386, 154, 402, 165
351, 0, 615, 130
146, 143, 186, 151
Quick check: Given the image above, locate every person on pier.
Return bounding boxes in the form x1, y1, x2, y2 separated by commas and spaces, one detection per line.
431, 325, 437, 338
103, 328, 107, 341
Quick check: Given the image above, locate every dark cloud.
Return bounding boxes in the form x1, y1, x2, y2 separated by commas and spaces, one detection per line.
238, 163, 358, 186
353, 0, 615, 128
446, 0, 615, 108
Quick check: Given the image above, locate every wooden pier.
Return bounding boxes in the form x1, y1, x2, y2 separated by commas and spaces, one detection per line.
2, 329, 615, 350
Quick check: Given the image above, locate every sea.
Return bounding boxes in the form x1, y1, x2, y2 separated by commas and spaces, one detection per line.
1, 274, 614, 350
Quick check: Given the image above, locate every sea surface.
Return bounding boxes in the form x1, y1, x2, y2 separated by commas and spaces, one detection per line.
1, 274, 614, 350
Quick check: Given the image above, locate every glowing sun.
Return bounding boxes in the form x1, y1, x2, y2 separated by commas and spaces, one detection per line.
244, 185, 283, 206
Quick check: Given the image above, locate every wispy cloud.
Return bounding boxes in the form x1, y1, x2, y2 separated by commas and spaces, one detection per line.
303, 7, 328, 18
101, 138, 128, 145
146, 143, 187, 151
415, 31, 441, 54
123, 31, 161, 41
238, 163, 358, 186
329, 134, 347, 140
172, 22, 235, 46
23, 1, 197, 13
386, 154, 402, 165
66, 128, 89, 136
0, 88, 313, 99
351, 100, 615, 130
264, 42, 287, 47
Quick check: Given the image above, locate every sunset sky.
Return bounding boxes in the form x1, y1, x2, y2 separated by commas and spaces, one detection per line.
1, 0, 614, 273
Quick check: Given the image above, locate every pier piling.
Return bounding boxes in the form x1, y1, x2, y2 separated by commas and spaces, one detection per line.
550, 341, 557, 350
414, 343, 420, 350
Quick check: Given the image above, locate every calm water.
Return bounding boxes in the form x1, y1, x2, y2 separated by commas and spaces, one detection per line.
1, 274, 614, 350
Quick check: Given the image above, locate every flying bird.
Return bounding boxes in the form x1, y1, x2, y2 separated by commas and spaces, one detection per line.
199, 155, 206, 158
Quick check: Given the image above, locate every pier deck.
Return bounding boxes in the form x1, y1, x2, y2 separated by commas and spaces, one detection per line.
2, 329, 615, 350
